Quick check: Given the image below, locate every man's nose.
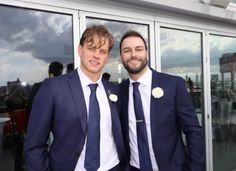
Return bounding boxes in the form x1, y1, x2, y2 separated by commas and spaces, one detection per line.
93, 49, 100, 59
131, 50, 138, 57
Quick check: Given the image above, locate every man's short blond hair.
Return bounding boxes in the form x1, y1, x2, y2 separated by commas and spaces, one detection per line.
80, 25, 114, 51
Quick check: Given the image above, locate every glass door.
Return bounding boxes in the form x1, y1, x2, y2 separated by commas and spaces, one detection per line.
160, 27, 204, 126
209, 34, 236, 171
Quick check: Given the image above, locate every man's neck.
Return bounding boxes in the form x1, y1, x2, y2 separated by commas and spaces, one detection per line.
80, 68, 101, 82
129, 66, 148, 81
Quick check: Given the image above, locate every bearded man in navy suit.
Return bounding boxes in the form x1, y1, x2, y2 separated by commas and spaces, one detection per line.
119, 31, 205, 171
24, 25, 127, 171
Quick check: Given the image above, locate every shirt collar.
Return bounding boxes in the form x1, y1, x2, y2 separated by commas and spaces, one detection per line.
77, 67, 102, 88
129, 67, 152, 87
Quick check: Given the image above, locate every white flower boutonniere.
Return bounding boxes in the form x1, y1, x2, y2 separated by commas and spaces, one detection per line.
152, 87, 164, 98
109, 93, 118, 102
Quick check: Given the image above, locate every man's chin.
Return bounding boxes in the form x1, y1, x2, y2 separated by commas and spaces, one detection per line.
123, 60, 147, 74
126, 67, 142, 74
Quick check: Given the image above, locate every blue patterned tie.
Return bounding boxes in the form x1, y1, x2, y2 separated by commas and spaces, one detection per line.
84, 84, 100, 171
133, 82, 153, 171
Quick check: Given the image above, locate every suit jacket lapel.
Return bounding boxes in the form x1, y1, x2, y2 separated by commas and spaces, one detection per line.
150, 70, 161, 141
102, 79, 120, 134
102, 79, 114, 115
102, 79, 125, 160
119, 79, 130, 157
67, 70, 87, 133
122, 80, 130, 135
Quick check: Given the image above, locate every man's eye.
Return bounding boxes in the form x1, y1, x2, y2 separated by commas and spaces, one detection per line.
123, 49, 130, 53
136, 48, 144, 51
100, 50, 107, 55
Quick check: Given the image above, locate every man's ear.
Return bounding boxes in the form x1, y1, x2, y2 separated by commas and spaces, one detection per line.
78, 45, 82, 57
49, 73, 54, 78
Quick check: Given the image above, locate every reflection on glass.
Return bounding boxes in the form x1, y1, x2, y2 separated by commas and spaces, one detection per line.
86, 17, 149, 83
210, 35, 236, 171
0, 5, 73, 171
160, 27, 203, 124
231, 0, 236, 3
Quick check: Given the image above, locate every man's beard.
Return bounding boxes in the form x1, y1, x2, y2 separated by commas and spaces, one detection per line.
122, 57, 148, 74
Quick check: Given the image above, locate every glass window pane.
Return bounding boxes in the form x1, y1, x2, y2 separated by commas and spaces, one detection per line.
231, 0, 236, 3
86, 17, 149, 83
210, 34, 236, 171
0, 5, 73, 170
160, 27, 203, 125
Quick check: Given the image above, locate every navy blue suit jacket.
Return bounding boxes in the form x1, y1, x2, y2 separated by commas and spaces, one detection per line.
120, 69, 205, 171
24, 70, 127, 171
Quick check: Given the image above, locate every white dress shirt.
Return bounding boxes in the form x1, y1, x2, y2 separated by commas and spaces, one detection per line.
74, 68, 119, 171
128, 68, 159, 171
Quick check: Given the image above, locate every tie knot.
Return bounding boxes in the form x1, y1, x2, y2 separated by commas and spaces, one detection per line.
132, 82, 140, 89
89, 83, 98, 92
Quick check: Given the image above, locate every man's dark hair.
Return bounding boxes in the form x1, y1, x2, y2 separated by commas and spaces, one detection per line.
119, 31, 147, 53
48, 61, 63, 76
66, 63, 74, 73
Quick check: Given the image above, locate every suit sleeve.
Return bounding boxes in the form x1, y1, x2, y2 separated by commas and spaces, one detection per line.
176, 77, 205, 171
24, 79, 54, 171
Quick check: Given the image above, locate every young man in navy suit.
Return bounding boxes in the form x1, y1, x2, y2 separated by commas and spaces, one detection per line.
24, 25, 127, 171
119, 31, 205, 171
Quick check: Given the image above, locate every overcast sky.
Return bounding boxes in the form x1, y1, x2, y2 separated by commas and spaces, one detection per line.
0, 5, 73, 86
160, 28, 202, 78
1, 5, 236, 86
160, 28, 236, 81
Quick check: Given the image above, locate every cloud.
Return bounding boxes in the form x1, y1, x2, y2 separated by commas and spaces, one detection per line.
160, 30, 236, 78
0, 6, 37, 42
15, 13, 73, 63
0, 6, 73, 86
0, 6, 73, 63
161, 48, 201, 72
210, 35, 236, 66
160, 28, 202, 73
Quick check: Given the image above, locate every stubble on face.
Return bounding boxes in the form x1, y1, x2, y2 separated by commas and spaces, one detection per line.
120, 36, 149, 80
122, 57, 148, 74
